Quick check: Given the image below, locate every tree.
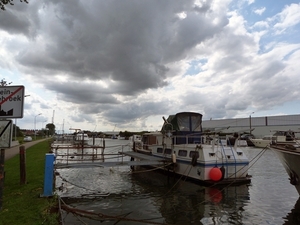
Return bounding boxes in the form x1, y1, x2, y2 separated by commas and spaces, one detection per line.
1, 0, 28, 11
12, 124, 23, 139
46, 123, 55, 136
0, 78, 12, 86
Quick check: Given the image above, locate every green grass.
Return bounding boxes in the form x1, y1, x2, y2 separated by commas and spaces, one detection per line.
0, 140, 59, 225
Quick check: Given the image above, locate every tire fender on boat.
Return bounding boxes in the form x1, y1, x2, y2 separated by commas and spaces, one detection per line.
289, 170, 299, 185
172, 152, 176, 163
220, 166, 225, 181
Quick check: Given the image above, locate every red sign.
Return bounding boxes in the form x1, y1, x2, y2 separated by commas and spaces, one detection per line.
0, 86, 24, 118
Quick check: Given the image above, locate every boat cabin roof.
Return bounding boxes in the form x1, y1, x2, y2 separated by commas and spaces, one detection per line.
162, 112, 203, 133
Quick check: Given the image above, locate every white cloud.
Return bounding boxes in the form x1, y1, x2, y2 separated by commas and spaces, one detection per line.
273, 3, 300, 34
254, 7, 266, 15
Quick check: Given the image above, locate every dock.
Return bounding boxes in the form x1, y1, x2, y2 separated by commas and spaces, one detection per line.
55, 150, 171, 169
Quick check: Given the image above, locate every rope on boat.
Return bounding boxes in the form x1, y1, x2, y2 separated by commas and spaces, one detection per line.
247, 146, 269, 170
191, 146, 270, 207
55, 171, 110, 196
58, 196, 167, 224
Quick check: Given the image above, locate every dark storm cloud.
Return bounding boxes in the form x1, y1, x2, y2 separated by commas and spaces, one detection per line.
0, 10, 31, 35
101, 101, 171, 124
46, 81, 119, 104
12, 0, 227, 97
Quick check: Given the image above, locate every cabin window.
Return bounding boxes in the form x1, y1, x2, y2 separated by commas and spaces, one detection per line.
165, 148, 172, 154
157, 148, 163, 153
178, 150, 187, 157
189, 151, 199, 158
157, 148, 172, 154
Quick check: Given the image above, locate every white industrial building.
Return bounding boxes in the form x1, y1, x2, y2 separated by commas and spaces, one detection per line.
202, 114, 300, 138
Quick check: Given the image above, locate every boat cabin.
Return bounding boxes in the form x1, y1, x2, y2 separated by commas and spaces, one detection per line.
162, 112, 203, 144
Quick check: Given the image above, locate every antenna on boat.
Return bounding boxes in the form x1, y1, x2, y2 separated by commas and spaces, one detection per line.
161, 116, 173, 139
162, 116, 168, 123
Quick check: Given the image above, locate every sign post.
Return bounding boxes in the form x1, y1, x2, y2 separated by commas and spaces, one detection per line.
0, 85, 24, 211
0, 85, 25, 119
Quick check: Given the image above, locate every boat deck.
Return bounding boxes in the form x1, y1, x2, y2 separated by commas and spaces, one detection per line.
270, 143, 300, 153
120, 151, 161, 160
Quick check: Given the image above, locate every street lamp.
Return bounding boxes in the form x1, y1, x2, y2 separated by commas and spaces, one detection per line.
34, 113, 42, 140
249, 112, 255, 134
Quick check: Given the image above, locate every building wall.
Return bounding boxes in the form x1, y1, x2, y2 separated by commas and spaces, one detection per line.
202, 114, 300, 138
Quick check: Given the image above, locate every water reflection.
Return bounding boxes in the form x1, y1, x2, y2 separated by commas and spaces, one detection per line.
132, 170, 250, 225
58, 166, 251, 224
283, 197, 300, 225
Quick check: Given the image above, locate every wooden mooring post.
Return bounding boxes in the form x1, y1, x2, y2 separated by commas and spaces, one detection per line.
19, 146, 26, 185
0, 149, 5, 211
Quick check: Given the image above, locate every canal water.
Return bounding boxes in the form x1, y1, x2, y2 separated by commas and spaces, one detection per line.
54, 139, 300, 225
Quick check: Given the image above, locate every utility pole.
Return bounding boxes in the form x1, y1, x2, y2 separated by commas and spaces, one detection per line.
249, 112, 255, 134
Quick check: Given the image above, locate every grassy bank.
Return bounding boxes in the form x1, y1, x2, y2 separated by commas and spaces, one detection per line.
0, 140, 59, 225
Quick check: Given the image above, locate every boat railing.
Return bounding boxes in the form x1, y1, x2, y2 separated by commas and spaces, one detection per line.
219, 136, 239, 178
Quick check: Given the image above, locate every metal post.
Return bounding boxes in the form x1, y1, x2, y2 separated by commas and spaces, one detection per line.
19, 146, 26, 185
249, 112, 254, 134
0, 149, 5, 210
34, 113, 41, 140
41, 153, 55, 197
102, 139, 105, 155
249, 115, 252, 134
15, 119, 17, 141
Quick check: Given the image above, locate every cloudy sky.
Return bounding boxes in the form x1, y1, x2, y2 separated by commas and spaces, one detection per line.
1, 0, 300, 133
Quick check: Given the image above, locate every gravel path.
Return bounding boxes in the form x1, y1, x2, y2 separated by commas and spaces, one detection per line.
3, 138, 51, 161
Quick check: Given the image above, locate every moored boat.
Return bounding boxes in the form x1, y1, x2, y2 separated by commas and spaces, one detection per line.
74, 132, 90, 145
250, 135, 274, 148
269, 140, 300, 195
240, 134, 255, 146
130, 112, 251, 186
250, 130, 296, 148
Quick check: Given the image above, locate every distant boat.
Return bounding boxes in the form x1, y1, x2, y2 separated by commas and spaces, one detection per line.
129, 134, 141, 143
118, 136, 125, 140
74, 132, 89, 145
240, 134, 255, 146
111, 134, 117, 139
129, 112, 251, 186
250, 135, 274, 148
225, 135, 248, 147
250, 130, 296, 148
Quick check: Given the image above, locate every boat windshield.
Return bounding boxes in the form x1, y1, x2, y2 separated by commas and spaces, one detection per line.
163, 112, 202, 132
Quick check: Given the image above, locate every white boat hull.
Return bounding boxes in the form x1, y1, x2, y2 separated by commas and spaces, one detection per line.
249, 139, 270, 148
133, 143, 250, 185
271, 145, 300, 195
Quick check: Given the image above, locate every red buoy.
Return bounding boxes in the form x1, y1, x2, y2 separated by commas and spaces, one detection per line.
209, 167, 222, 181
